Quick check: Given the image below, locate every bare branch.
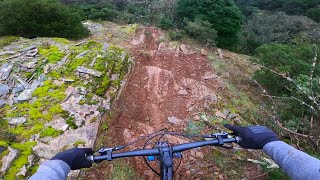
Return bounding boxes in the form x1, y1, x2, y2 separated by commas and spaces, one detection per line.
251, 78, 312, 138
309, 44, 318, 100
239, 57, 319, 106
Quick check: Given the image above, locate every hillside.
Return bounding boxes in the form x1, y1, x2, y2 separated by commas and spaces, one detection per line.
0, 21, 288, 179
81, 22, 282, 179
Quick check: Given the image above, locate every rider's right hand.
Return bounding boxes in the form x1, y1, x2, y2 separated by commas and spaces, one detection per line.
224, 124, 280, 149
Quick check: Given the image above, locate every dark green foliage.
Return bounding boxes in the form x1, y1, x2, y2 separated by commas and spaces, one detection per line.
236, 0, 320, 15
306, 7, 320, 22
0, 0, 89, 39
243, 10, 320, 53
176, 0, 243, 48
158, 16, 174, 30
253, 43, 320, 134
183, 18, 217, 45
254, 43, 316, 95
74, 3, 119, 21
167, 30, 186, 41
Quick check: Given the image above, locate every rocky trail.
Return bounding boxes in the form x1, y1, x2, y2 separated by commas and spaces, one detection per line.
0, 21, 270, 179
83, 26, 267, 179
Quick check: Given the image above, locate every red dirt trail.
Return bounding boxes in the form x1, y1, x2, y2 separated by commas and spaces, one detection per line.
82, 27, 264, 180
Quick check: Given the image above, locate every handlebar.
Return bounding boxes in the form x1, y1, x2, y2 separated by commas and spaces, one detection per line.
86, 137, 239, 162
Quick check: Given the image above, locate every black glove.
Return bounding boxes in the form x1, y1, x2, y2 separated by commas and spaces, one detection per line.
224, 124, 280, 149
51, 148, 93, 170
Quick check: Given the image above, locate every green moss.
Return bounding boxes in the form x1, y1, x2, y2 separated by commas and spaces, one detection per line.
122, 24, 138, 34
102, 123, 108, 131
82, 41, 102, 50
66, 57, 89, 72
10, 124, 44, 139
52, 38, 70, 44
5, 142, 36, 180
30, 165, 39, 175
29, 108, 44, 120
90, 117, 97, 123
49, 104, 63, 114
32, 80, 55, 98
94, 76, 110, 96
39, 45, 65, 64
0, 140, 9, 146
48, 70, 63, 79
66, 117, 78, 129
0, 36, 19, 48
73, 140, 86, 147
40, 126, 63, 138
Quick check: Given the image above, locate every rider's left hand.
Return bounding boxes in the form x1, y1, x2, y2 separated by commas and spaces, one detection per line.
51, 148, 93, 170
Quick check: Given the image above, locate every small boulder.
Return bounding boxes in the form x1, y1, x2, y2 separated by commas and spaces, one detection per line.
180, 44, 189, 55
16, 165, 27, 177
223, 109, 231, 117
210, 95, 218, 102
177, 89, 188, 95
12, 84, 25, 94
17, 89, 33, 101
202, 72, 218, 80
76, 66, 102, 77
215, 111, 227, 119
158, 42, 167, 51
46, 118, 69, 131
111, 74, 120, 81
8, 117, 27, 125
0, 84, 10, 96
0, 63, 14, 81
201, 49, 208, 56
26, 48, 38, 57
168, 116, 182, 125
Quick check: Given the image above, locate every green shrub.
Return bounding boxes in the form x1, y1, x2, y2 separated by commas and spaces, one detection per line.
0, 0, 89, 39
306, 7, 320, 23
184, 18, 217, 45
176, 0, 243, 48
167, 30, 186, 41
76, 3, 119, 21
158, 16, 174, 30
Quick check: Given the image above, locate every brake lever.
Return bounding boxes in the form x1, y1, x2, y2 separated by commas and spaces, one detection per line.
202, 132, 229, 139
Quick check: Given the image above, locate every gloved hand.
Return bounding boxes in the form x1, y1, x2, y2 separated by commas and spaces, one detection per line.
51, 148, 93, 170
224, 124, 280, 149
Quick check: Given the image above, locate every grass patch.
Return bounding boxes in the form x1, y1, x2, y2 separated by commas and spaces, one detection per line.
39, 126, 63, 138
39, 45, 65, 64
0, 36, 19, 48
73, 140, 86, 147
185, 120, 206, 134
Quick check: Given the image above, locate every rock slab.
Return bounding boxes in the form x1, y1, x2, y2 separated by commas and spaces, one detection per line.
0, 147, 19, 173
77, 66, 102, 77
8, 117, 27, 125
